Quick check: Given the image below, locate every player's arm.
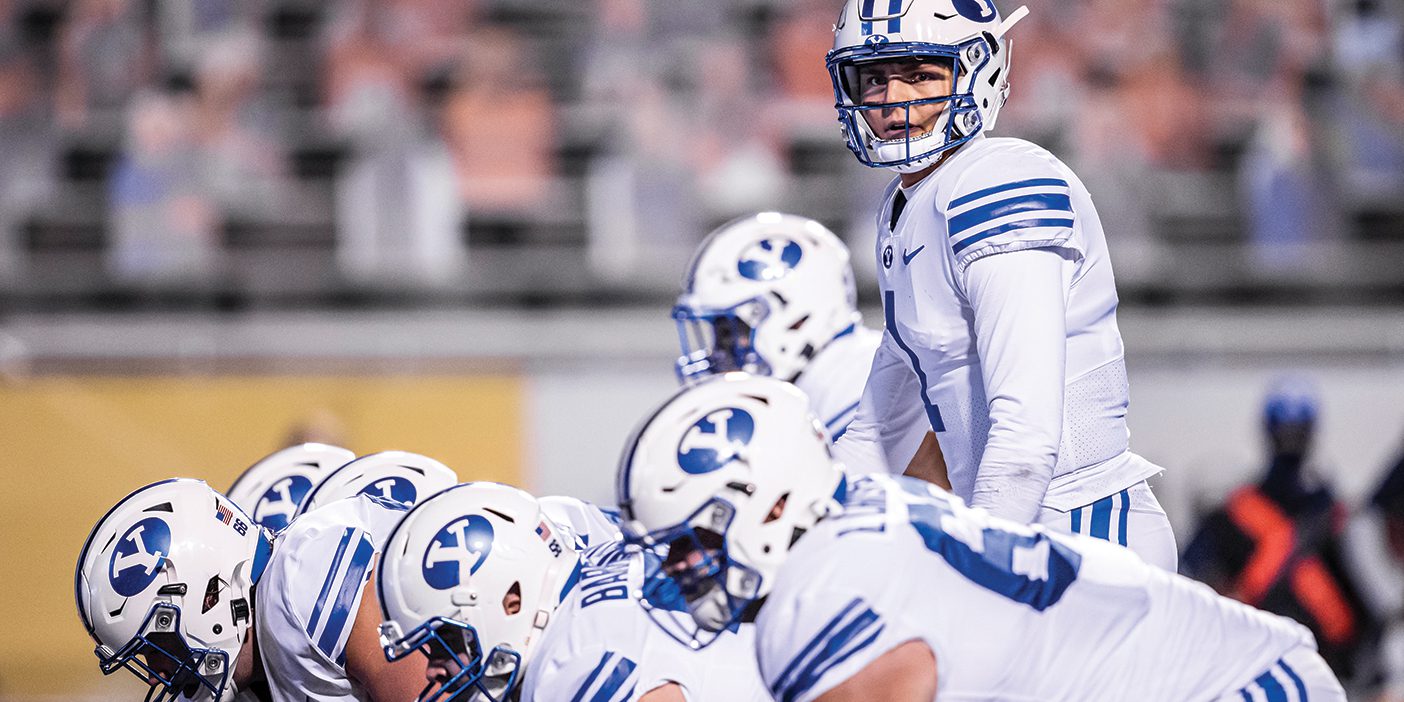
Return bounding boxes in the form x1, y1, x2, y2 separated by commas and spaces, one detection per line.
344, 569, 429, 702
813, 640, 937, 702
638, 682, 687, 702
834, 334, 925, 476
963, 247, 1070, 522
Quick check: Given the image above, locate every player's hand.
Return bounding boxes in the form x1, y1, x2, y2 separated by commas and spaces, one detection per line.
904, 432, 952, 491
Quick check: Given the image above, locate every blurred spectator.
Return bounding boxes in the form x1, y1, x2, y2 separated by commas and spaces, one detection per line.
1328, 0, 1404, 210
692, 36, 785, 218
768, 0, 841, 128
56, 0, 153, 130
0, 0, 55, 281
108, 88, 220, 284
441, 27, 556, 216
193, 31, 289, 218
1181, 377, 1378, 680
325, 1, 464, 283
1345, 442, 1404, 701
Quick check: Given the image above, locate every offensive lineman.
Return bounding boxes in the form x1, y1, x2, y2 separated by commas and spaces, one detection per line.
75, 478, 426, 701
675, 212, 926, 473
825, 0, 1176, 567
617, 374, 1345, 702
376, 482, 768, 701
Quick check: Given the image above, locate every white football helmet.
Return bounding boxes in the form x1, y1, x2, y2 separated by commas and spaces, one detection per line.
377, 482, 580, 702
615, 373, 847, 648
674, 212, 861, 383
828, 0, 1029, 172
297, 450, 459, 518
75, 479, 272, 701
225, 443, 355, 532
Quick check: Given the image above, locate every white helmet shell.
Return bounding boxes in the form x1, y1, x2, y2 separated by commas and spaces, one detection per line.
75, 479, 271, 701
828, 0, 1028, 172
377, 482, 580, 699
675, 213, 861, 383
616, 374, 846, 644
297, 450, 459, 517
226, 443, 355, 532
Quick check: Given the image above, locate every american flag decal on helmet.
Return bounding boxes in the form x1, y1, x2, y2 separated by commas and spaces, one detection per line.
215, 503, 234, 525
535, 520, 553, 542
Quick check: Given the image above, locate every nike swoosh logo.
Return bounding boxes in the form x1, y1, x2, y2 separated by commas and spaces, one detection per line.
902, 245, 926, 265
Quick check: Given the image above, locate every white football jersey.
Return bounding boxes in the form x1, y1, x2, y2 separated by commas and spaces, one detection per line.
255, 494, 408, 702
540, 495, 624, 551
797, 326, 927, 477
755, 475, 1317, 702
836, 135, 1160, 516
522, 551, 769, 702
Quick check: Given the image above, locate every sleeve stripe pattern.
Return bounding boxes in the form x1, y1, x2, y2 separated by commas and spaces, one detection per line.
824, 401, 861, 442
946, 178, 1073, 255
570, 652, 638, 702
304, 527, 376, 666
770, 598, 886, 702
305, 527, 355, 639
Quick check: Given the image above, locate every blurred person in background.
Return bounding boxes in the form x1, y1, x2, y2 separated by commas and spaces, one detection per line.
56, 0, 153, 130
108, 85, 221, 285
1344, 438, 1404, 701
1181, 377, 1378, 680
0, 0, 55, 280
325, 0, 465, 284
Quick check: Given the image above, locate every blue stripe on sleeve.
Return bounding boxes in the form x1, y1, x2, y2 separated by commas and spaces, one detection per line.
1280, 659, 1308, 700
1256, 668, 1288, 702
949, 178, 1069, 209
1090, 496, 1112, 541
779, 609, 883, 702
1240, 691, 1253, 702
951, 218, 1076, 255
588, 656, 638, 702
1071, 507, 1082, 534
570, 654, 615, 702
948, 193, 1072, 238
305, 528, 355, 637
771, 599, 867, 697
1117, 489, 1130, 547
318, 534, 375, 663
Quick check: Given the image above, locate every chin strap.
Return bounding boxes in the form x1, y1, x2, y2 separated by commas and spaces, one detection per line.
995, 6, 1029, 38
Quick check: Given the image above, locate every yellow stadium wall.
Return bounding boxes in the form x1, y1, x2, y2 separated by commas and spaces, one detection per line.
0, 373, 523, 699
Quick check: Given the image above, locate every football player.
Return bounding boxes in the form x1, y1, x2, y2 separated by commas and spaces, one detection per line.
75, 478, 426, 701
674, 212, 927, 475
824, 0, 1176, 568
377, 482, 768, 701
226, 442, 356, 532
617, 374, 1346, 702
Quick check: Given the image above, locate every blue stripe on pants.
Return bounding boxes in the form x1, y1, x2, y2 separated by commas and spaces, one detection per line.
1117, 489, 1130, 547
1090, 495, 1112, 540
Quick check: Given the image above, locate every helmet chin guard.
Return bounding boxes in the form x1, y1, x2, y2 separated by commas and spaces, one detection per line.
827, 0, 1029, 172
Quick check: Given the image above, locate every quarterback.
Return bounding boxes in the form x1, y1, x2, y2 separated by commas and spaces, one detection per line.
617, 374, 1345, 702
826, 0, 1175, 567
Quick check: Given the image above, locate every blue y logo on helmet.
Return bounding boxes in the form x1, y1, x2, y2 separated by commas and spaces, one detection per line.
423, 515, 495, 590
255, 475, 314, 531
109, 518, 172, 597
677, 407, 755, 475
952, 0, 997, 22
737, 239, 803, 282
358, 477, 418, 506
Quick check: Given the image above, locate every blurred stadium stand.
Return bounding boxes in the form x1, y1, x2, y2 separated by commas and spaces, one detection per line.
0, 0, 1397, 311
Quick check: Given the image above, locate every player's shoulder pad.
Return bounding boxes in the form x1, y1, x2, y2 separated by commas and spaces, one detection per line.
274, 521, 378, 667
940, 138, 1083, 270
